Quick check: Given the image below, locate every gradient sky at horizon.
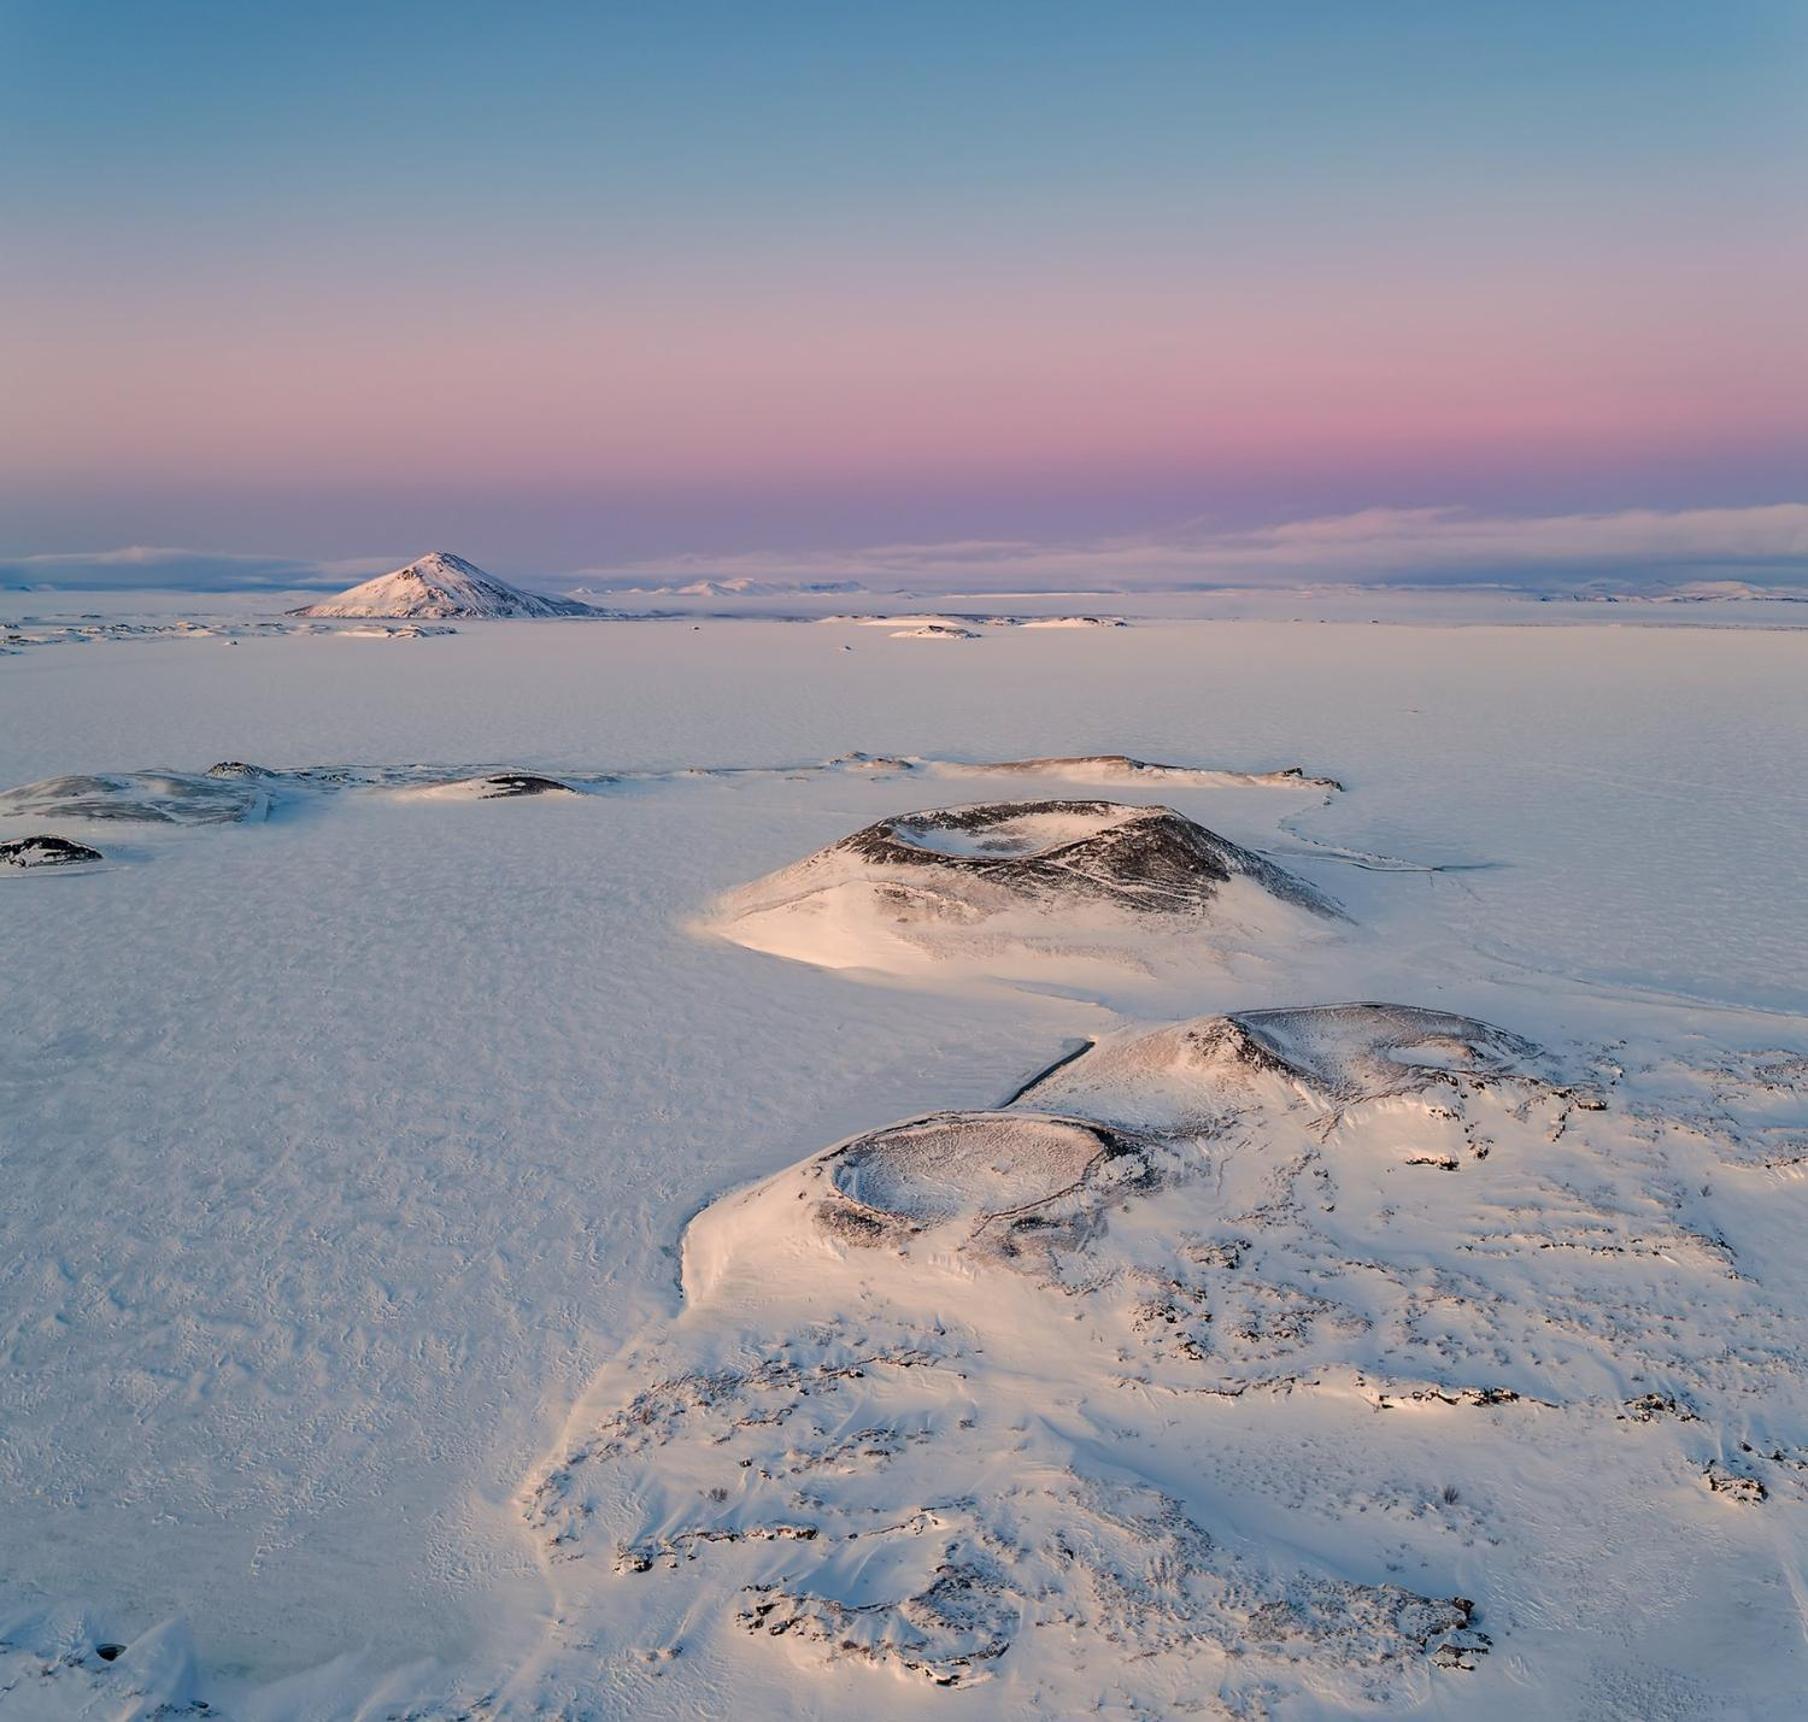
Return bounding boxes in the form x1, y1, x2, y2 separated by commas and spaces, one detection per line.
4, 0, 1806, 574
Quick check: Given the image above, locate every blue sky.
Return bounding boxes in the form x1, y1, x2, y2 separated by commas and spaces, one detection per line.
3, 1, 1805, 584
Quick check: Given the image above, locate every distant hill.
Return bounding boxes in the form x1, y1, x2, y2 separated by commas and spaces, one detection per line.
290, 552, 600, 619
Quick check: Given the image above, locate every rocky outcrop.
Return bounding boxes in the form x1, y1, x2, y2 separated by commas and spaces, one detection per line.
0, 834, 104, 868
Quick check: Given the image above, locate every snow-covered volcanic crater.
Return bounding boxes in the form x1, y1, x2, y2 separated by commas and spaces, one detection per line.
706, 798, 1344, 980
7, 666, 1806, 1721
528, 998, 1800, 1709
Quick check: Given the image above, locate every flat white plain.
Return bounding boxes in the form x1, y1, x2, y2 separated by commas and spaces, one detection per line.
2, 604, 1806, 1718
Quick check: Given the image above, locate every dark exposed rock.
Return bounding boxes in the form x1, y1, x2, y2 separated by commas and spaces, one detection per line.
0, 834, 104, 868
1620, 1391, 1698, 1423
738, 1555, 1016, 1688
827, 752, 916, 772
1705, 1462, 1766, 1503
470, 772, 576, 798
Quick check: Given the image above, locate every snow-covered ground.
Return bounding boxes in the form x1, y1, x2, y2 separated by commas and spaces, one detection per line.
2, 608, 1806, 1717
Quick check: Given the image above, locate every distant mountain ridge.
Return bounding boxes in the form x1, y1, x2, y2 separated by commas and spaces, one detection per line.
569, 576, 866, 598
291, 552, 600, 619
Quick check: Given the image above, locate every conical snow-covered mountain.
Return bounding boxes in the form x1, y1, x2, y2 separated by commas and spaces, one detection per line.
290, 552, 600, 619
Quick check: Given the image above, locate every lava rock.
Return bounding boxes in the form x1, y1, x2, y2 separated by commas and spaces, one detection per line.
0, 834, 104, 868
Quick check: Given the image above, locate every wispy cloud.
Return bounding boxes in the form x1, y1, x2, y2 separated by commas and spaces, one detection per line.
579, 503, 1808, 593
9, 504, 1807, 595
0, 546, 392, 593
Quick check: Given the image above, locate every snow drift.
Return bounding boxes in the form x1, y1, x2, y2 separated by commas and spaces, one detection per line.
0, 771, 270, 825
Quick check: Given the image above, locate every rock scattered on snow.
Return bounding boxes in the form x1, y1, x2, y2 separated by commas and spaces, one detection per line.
393, 771, 582, 801
519, 998, 1808, 1711
1705, 1463, 1767, 1504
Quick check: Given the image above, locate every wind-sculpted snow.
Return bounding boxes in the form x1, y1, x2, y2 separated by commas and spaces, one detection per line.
706, 799, 1345, 981
0, 1606, 202, 1717
0, 771, 271, 825
206, 760, 611, 799
516, 1000, 1808, 1713
8, 613, 1808, 1721
0, 762, 613, 835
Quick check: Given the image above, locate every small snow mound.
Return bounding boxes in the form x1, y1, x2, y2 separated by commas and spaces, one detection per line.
705, 799, 1343, 982
394, 771, 580, 802
841, 613, 976, 629
0, 1608, 201, 1719
891, 622, 980, 640
1017, 1002, 1563, 1130
931, 753, 1342, 791
334, 621, 457, 639
825, 751, 917, 773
